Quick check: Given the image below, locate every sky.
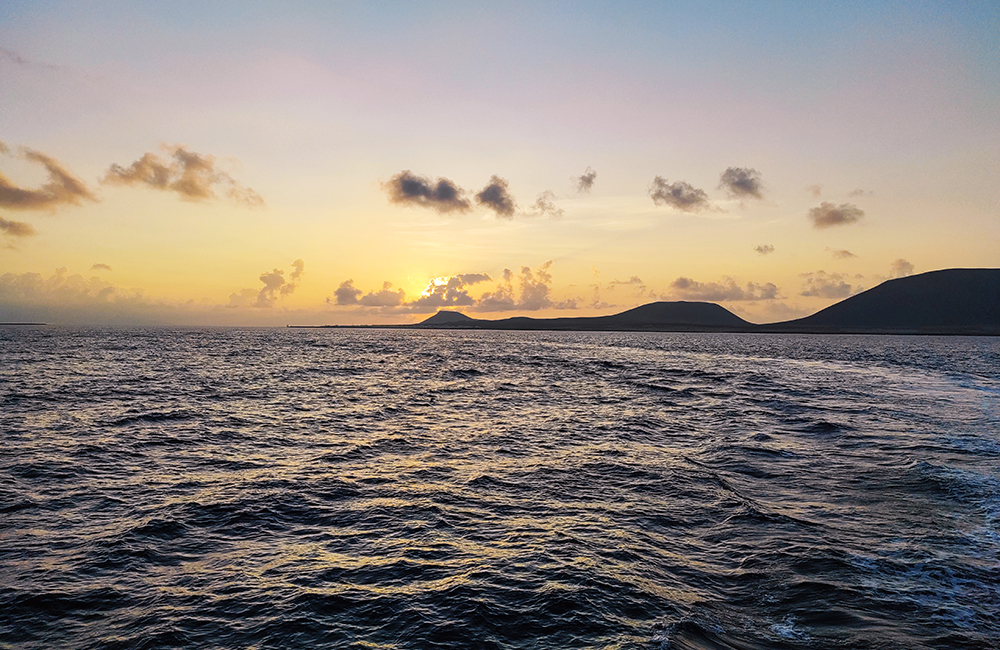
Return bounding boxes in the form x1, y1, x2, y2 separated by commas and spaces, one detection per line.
1, 0, 998, 326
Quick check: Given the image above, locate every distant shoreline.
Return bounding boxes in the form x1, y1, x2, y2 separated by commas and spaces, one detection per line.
285, 324, 998, 336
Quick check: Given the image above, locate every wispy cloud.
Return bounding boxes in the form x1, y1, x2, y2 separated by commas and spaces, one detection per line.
476, 175, 516, 219
90, 263, 112, 271
103, 145, 263, 206
649, 177, 710, 212
754, 244, 775, 255
575, 167, 597, 192
808, 202, 864, 228
889, 258, 914, 278
0, 47, 63, 72
530, 190, 563, 218
828, 248, 857, 259
0, 144, 97, 211
670, 276, 779, 301
719, 167, 763, 200
384, 170, 471, 214
0, 217, 37, 238
807, 184, 823, 198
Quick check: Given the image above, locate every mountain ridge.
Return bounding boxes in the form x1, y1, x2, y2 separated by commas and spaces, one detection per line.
411, 268, 1000, 335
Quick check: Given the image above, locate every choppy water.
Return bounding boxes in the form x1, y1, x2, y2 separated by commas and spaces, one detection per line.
1, 327, 999, 649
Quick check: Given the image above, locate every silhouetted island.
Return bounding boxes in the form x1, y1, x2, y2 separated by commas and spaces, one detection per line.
411, 269, 1000, 335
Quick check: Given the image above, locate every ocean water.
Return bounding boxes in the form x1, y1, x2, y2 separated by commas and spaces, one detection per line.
1, 327, 998, 650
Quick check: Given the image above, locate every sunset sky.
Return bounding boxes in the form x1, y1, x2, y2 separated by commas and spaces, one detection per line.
2, 1, 998, 326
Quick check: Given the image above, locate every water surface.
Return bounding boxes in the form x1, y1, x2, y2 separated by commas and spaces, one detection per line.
2, 328, 998, 649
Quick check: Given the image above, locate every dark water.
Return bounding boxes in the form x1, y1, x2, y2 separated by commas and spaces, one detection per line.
1, 328, 998, 649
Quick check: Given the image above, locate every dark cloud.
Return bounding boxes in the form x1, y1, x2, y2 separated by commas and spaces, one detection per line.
719, 167, 763, 200
531, 190, 563, 218
0, 217, 37, 237
649, 177, 710, 212
476, 175, 516, 219
103, 145, 263, 206
828, 248, 857, 259
807, 185, 823, 198
576, 167, 597, 193
229, 259, 305, 308
671, 276, 779, 301
808, 202, 864, 228
754, 244, 775, 255
889, 258, 914, 278
384, 170, 470, 214
0, 146, 97, 211
800, 271, 858, 298
90, 263, 112, 271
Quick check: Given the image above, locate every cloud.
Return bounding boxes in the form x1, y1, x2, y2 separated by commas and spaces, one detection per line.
0, 217, 37, 237
0, 146, 97, 211
476, 268, 517, 312
229, 259, 305, 308
327, 279, 407, 308
90, 263, 112, 271
333, 279, 362, 305
360, 281, 406, 307
530, 190, 563, 218
0, 47, 63, 72
799, 271, 858, 298
332, 262, 578, 314
808, 202, 864, 228
384, 170, 470, 214
754, 244, 775, 255
671, 276, 779, 301
103, 145, 263, 206
807, 185, 823, 198
719, 167, 763, 200
848, 188, 873, 197
576, 167, 597, 192
0, 267, 143, 310
610, 276, 644, 286
828, 248, 857, 259
649, 177, 710, 212
889, 258, 914, 278
476, 175, 516, 218
410, 273, 491, 309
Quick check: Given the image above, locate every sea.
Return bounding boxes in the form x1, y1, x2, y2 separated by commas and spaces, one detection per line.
1, 327, 998, 650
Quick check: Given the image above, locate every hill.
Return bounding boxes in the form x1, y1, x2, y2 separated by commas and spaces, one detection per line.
412, 269, 1000, 335
415, 301, 752, 332
769, 268, 1000, 334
